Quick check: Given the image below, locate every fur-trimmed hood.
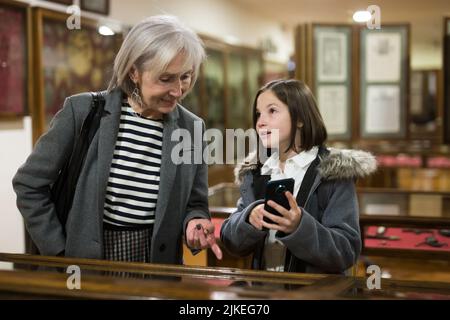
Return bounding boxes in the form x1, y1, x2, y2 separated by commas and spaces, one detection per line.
234, 147, 377, 185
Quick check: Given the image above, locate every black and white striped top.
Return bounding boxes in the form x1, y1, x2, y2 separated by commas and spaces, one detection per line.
103, 101, 164, 230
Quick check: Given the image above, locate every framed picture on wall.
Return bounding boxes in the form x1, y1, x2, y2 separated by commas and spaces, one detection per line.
80, 0, 109, 15
365, 32, 402, 82
317, 85, 349, 136
360, 25, 409, 139
364, 85, 401, 135
33, 8, 122, 138
313, 24, 352, 141
0, 1, 30, 118
316, 31, 347, 82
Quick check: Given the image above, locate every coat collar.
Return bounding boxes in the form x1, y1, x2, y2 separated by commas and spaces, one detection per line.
235, 146, 377, 185
260, 146, 319, 176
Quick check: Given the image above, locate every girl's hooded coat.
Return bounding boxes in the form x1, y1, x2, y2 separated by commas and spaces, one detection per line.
220, 146, 377, 274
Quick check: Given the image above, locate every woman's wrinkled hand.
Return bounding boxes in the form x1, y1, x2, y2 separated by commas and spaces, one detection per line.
186, 218, 223, 260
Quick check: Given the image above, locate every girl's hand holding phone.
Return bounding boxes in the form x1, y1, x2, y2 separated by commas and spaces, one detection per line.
261, 191, 302, 234
249, 204, 266, 230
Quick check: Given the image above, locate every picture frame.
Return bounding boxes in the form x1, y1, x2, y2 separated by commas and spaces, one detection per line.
0, 0, 31, 118
313, 24, 352, 140
32, 8, 122, 139
316, 31, 347, 82
364, 84, 401, 134
80, 0, 109, 15
360, 25, 409, 139
365, 32, 401, 82
317, 84, 349, 136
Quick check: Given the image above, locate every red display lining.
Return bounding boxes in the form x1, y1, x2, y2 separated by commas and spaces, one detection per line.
364, 226, 450, 251
212, 218, 450, 252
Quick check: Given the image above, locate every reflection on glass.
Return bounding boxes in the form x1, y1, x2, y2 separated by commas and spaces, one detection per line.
181, 80, 201, 116
227, 52, 247, 130
347, 286, 450, 300
181, 277, 305, 291
410, 70, 438, 138
247, 56, 262, 127
204, 49, 225, 131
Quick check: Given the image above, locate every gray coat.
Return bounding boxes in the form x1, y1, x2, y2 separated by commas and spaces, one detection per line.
220, 147, 377, 274
12, 88, 210, 264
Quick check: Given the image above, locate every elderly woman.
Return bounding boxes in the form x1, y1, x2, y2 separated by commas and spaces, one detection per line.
12, 15, 222, 264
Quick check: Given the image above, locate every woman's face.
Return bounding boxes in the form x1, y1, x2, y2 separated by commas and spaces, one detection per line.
131, 52, 193, 117
255, 90, 296, 152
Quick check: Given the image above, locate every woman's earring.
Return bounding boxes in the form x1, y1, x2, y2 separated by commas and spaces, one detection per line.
131, 83, 143, 108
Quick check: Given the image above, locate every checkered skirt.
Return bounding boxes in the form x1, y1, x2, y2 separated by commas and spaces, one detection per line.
103, 227, 152, 263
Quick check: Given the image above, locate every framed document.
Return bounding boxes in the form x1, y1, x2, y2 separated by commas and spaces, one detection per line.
313, 25, 352, 141
316, 31, 347, 82
360, 25, 409, 139
364, 85, 402, 134
365, 33, 401, 82
317, 85, 349, 136
0, 1, 30, 118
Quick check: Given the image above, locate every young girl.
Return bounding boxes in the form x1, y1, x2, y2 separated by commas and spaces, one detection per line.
220, 79, 376, 274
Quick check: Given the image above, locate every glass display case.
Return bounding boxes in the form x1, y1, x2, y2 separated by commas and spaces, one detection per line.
207, 183, 450, 264
0, 253, 449, 300
203, 48, 226, 131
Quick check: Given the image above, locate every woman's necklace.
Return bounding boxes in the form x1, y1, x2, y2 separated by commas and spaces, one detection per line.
127, 97, 144, 117
127, 98, 163, 120
130, 108, 143, 118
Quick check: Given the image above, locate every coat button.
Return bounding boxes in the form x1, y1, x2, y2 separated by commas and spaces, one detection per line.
159, 244, 166, 252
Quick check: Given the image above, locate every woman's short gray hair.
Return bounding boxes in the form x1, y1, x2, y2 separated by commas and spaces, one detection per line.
108, 15, 205, 96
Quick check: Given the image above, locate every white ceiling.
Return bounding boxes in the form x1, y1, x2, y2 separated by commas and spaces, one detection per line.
232, 0, 450, 26
232, 0, 450, 48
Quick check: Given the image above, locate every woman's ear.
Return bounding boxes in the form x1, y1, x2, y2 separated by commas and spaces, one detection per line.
297, 122, 304, 128
129, 66, 139, 84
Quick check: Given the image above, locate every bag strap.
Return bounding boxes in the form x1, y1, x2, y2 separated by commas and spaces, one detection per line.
295, 156, 320, 208
58, 92, 105, 226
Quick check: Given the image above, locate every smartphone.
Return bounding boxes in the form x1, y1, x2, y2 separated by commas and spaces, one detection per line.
263, 178, 295, 225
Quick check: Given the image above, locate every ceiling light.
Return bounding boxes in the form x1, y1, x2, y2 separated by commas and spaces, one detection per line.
98, 25, 115, 36
353, 10, 371, 23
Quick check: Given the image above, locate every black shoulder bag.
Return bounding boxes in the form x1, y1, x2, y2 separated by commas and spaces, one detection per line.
50, 92, 105, 234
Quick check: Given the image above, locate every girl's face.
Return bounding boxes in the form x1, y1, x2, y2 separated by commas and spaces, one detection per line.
255, 90, 296, 152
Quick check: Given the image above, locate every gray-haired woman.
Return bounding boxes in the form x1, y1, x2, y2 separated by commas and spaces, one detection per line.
13, 15, 222, 264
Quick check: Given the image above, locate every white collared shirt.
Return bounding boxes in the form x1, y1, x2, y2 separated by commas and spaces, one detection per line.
261, 146, 319, 198
261, 146, 319, 272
